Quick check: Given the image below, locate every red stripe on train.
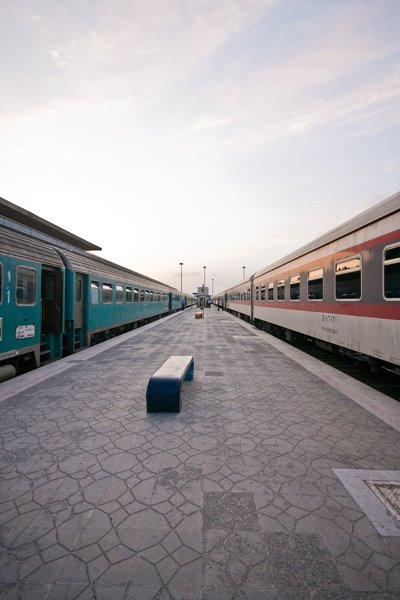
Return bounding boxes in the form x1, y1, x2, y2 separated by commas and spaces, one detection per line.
237, 301, 400, 319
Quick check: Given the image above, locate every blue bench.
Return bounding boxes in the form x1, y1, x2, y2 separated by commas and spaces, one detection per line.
146, 355, 194, 413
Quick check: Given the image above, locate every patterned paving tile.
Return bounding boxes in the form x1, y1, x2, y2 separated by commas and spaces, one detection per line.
1, 308, 400, 599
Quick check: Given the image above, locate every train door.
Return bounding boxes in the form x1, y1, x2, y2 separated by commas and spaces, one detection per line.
41, 269, 63, 334
41, 268, 63, 362
74, 273, 85, 350
75, 273, 84, 329
250, 275, 255, 323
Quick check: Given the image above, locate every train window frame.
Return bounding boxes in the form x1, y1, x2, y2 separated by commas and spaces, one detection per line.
289, 274, 300, 301
267, 283, 274, 301
260, 285, 266, 301
15, 266, 37, 306
126, 286, 133, 302
134, 288, 139, 302
140, 289, 145, 302
102, 282, 113, 304
277, 279, 285, 301
116, 284, 124, 303
383, 243, 400, 300
335, 255, 362, 301
91, 281, 100, 304
308, 268, 324, 301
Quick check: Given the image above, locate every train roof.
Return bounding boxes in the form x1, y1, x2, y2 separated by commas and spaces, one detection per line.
0, 196, 102, 251
60, 246, 179, 292
223, 190, 400, 293
0, 224, 64, 268
0, 211, 180, 294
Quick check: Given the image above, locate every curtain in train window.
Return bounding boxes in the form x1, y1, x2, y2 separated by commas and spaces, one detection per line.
335, 257, 361, 300
91, 281, 99, 304
384, 245, 400, 299
116, 285, 124, 303
102, 283, 113, 303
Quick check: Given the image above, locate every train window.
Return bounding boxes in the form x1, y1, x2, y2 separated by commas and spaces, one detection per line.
116, 285, 124, 303
335, 257, 361, 300
150, 291, 154, 302
102, 283, 113, 303
256, 286, 259, 301
277, 279, 285, 301
16, 266, 37, 305
43, 274, 56, 302
0, 263, 2, 304
267, 283, 274, 301
126, 287, 133, 302
91, 281, 100, 304
76, 277, 82, 302
145, 290, 150, 302
384, 244, 400, 299
290, 274, 300, 300
134, 288, 139, 302
140, 289, 145, 302
260, 285, 265, 301
308, 268, 323, 300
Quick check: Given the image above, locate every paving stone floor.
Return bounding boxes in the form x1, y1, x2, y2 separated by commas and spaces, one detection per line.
0, 307, 400, 599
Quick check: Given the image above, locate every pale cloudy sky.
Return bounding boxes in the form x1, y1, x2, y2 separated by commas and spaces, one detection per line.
1, 0, 399, 294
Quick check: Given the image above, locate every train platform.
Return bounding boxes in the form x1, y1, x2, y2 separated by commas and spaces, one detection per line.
0, 306, 400, 600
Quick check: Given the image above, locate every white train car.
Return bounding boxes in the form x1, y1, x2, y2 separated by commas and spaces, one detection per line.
220, 191, 400, 368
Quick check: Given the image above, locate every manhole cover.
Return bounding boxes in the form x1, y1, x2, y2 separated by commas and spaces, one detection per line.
366, 481, 400, 519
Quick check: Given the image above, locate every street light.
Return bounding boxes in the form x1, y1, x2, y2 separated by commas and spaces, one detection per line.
242, 266, 246, 280
179, 262, 183, 292
203, 266, 206, 316
212, 278, 214, 297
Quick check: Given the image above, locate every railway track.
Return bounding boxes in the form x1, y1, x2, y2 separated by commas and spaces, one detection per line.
293, 339, 400, 401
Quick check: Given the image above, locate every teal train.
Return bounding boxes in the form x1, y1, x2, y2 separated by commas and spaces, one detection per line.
0, 197, 193, 381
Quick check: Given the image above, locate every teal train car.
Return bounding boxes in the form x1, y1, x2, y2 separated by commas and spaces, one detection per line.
0, 198, 194, 381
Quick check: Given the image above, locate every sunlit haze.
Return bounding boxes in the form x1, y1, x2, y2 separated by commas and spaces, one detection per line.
1, 0, 399, 294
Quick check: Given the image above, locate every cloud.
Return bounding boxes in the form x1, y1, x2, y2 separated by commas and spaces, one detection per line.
174, 2, 400, 152
385, 157, 400, 173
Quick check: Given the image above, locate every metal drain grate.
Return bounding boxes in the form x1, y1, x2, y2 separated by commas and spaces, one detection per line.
366, 481, 400, 519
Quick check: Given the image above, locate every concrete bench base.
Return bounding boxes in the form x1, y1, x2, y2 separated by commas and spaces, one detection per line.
146, 355, 194, 413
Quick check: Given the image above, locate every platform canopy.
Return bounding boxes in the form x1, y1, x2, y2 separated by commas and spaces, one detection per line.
0, 196, 101, 251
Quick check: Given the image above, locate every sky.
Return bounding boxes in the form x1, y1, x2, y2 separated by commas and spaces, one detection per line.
1, 0, 400, 295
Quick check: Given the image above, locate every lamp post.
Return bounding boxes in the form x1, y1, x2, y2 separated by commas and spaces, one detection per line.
179, 262, 183, 292
212, 278, 214, 299
203, 266, 206, 317
242, 266, 246, 280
